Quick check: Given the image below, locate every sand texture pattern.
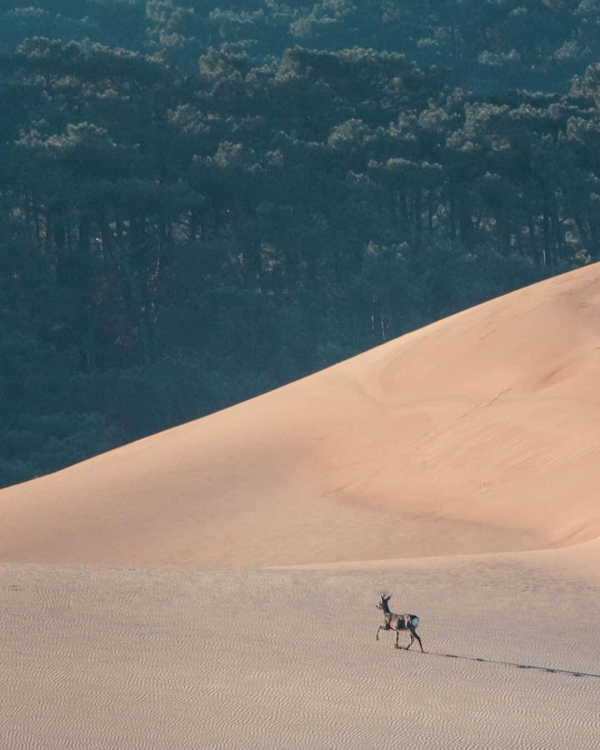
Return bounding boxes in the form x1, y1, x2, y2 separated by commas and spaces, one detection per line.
0, 553, 599, 750
1, 264, 600, 748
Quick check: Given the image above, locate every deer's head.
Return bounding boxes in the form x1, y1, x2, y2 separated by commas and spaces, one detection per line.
377, 594, 392, 613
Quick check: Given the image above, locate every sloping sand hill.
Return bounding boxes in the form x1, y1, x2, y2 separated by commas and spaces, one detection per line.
1, 263, 600, 566
1, 264, 599, 749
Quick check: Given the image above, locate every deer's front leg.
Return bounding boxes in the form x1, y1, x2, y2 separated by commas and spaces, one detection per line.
376, 622, 390, 640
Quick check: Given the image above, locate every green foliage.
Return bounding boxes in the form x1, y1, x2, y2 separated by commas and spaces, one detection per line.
3, 1, 600, 92
0, 412, 120, 483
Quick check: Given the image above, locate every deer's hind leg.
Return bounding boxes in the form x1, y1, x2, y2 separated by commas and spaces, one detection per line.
408, 623, 424, 653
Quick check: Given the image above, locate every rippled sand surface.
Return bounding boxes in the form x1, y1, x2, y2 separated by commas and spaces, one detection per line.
1, 548, 599, 750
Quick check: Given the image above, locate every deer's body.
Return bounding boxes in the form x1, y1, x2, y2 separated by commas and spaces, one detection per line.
376, 595, 424, 652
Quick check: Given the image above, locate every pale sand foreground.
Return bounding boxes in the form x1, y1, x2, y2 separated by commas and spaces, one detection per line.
2, 265, 600, 748
1, 546, 599, 750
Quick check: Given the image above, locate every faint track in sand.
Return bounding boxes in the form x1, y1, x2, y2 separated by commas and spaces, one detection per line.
401, 649, 600, 680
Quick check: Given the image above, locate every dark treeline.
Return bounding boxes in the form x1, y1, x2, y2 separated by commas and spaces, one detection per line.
2, 3, 600, 487
3, 1, 600, 90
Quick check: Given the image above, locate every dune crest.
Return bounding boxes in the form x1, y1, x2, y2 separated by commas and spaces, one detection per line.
2, 264, 600, 567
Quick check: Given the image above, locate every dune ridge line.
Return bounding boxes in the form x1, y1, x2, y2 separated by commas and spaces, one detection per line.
1, 263, 600, 567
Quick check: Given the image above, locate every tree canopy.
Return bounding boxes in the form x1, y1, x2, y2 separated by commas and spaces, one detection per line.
1, 4, 600, 486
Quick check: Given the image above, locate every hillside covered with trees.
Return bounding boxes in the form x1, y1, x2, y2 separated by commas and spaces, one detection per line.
2, 0, 600, 486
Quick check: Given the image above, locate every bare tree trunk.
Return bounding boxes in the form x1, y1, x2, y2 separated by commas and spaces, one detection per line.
528, 214, 542, 264
550, 201, 562, 264
44, 211, 53, 255
427, 194, 434, 236
449, 195, 457, 240
414, 191, 422, 247
542, 202, 551, 265
574, 214, 592, 258
99, 214, 153, 365
79, 218, 91, 256
588, 215, 600, 260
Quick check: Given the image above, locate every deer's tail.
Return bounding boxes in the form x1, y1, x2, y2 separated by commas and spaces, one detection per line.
409, 615, 420, 628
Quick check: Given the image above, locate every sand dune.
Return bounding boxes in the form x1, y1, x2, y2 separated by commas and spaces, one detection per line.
2, 263, 600, 566
2, 264, 600, 748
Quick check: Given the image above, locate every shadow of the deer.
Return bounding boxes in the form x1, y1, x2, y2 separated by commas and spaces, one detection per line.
402, 649, 600, 680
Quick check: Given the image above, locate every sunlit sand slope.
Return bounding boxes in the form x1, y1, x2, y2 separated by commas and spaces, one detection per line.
2, 263, 600, 566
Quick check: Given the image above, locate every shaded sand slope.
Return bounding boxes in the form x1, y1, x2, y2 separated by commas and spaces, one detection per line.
2, 263, 600, 566
0, 552, 598, 749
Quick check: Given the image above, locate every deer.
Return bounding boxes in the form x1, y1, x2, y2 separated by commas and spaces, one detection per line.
376, 594, 424, 652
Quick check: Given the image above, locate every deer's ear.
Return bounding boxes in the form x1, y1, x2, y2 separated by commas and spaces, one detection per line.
385, 595, 391, 602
